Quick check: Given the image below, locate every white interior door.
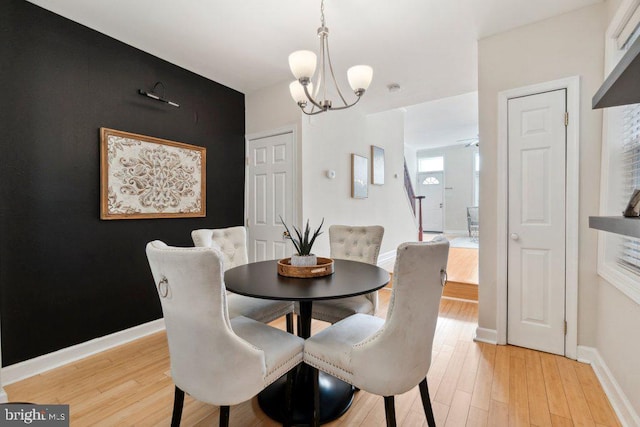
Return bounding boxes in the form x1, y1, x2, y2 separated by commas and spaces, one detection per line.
507, 89, 566, 355
417, 172, 444, 232
247, 132, 294, 262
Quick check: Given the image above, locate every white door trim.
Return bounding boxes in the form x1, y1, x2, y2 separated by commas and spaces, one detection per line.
245, 125, 299, 261
495, 76, 580, 359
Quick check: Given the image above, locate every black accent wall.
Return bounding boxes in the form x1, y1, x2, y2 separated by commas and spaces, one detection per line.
0, 1, 245, 365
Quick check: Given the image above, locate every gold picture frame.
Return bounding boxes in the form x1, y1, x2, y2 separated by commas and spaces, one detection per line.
100, 128, 206, 220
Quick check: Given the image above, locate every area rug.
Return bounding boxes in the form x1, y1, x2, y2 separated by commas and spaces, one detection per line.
449, 236, 479, 249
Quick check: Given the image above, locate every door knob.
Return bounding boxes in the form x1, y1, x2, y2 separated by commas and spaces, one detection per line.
439, 203, 443, 208
510, 233, 519, 241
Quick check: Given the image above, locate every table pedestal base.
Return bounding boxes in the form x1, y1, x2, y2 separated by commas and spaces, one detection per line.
258, 364, 354, 425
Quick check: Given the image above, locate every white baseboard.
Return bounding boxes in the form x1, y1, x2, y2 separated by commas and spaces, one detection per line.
2, 319, 165, 386
474, 327, 497, 345
377, 250, 396, 266
577, 346, 640, 427
444, 229, 468, 236
0, 389, 7, 403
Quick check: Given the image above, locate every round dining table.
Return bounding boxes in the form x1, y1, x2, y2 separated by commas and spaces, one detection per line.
225, 258, 390, 425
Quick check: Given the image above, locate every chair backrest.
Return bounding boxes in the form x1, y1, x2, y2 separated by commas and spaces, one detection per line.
191, 226, 249, 271
145, 241, 265, 405
329, 225, 384, 265
351, 239, 449, 396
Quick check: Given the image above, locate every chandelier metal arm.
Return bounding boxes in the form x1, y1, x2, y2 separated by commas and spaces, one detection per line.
302, 82, 326, 110
328, 94, 362, 111
297, 92, 362, 115
300, 107, 329, 116
324, 37, 350, 107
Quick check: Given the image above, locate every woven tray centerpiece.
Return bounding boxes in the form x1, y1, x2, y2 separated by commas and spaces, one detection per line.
277, 257, 334, 278
279, 217, 330, 278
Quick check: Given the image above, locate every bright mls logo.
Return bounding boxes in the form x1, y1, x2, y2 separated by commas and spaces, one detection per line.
1, 404, 68, 426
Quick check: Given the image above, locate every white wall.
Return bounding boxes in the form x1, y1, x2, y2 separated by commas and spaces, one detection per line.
477, 3, 606, 342
245, 80, 302, 136
416, 145, 476, 233
247, 83, 416, 259
300, 107, 417, 257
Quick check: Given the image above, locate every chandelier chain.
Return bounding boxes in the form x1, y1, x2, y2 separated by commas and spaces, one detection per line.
320, 0, 325, 27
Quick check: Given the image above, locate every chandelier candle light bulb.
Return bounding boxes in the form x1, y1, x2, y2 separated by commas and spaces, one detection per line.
288, 0, 372, 115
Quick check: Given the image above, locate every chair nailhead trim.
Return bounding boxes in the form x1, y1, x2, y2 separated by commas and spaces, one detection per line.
304, 353, 353, 383
264, 353, 303, 387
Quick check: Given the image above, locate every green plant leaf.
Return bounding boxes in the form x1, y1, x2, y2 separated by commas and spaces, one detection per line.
279, 216, 324, 256
279, 215, 301, 255
307, 217, 324, 252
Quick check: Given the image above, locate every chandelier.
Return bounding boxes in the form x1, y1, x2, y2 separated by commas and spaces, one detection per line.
288, 0, 373, 115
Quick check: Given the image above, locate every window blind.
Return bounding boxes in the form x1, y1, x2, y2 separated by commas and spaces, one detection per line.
616, 3, 640, 49
618, 102, 640, 274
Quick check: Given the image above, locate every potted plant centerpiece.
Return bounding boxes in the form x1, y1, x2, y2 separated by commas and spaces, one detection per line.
281, 217, 324, 267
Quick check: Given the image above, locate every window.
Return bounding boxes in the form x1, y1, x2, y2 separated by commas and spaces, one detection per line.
423, 176, 440, 185
618, 103, 640, 275
418, 156, 443, 172
598, 5, 640, 304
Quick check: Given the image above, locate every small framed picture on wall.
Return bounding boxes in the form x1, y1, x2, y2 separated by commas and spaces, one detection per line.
371, 145, 385, 185
351, 154, 368, 199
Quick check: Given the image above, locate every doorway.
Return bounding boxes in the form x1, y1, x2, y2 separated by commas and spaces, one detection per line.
507, 89, 566, 355
246, 129, 296, 262
417, 171, 444, 232
494, 77, 580, 359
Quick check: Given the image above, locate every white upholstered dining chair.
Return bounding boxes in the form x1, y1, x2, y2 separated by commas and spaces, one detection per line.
303, 239, 449, 427
296, 225, 384, 324
192, 226, 295, 333
146, 241, 303, 427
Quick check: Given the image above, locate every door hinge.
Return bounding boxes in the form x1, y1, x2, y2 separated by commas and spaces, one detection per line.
245, 218, 249, 227
564, 321, 568, 335
246, 157, 249, 166
564, 112, 569, 127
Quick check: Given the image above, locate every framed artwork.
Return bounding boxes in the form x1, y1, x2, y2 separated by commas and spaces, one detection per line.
100, 127, 206, 220
351, 153, 368, 199
371, 145, 385, 185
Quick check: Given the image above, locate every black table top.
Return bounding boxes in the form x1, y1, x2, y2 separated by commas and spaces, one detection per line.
224, 259, 390, 302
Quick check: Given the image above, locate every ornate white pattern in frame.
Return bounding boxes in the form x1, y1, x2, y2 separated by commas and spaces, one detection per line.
100, 128, 206, 220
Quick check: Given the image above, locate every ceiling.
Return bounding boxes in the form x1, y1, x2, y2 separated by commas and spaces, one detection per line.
404, 92, 479, 150
27, 0, 601, 147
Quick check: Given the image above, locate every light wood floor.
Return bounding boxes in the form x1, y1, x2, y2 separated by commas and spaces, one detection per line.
446, 248, 478, 285
5, 293, 620, 426
381, 247, 479, 300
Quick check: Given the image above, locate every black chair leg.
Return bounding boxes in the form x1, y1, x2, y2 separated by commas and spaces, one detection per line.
384, 396, 397, 427
312, 367, 320, 427
286, 312, 294, 334
283, 370, 294, 427
419, 378, 436, 427
219, 406, 230, 427
171, 386, 185, 427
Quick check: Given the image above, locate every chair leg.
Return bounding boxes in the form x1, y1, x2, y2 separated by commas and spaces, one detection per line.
419, 378, 436, 427
384, 396, 397, 427
283, 370, 294, 427
312, 367, 320, 427
286, 312, 294, 334
171, 386, 185, 427
219, 406, 230, 427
